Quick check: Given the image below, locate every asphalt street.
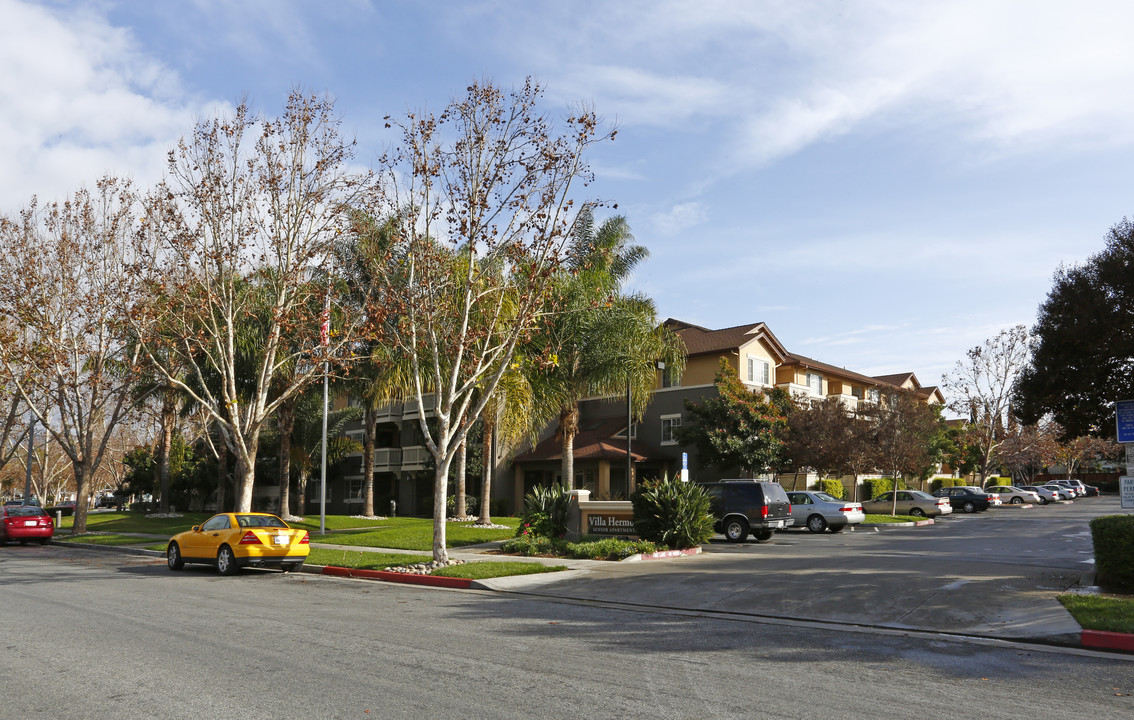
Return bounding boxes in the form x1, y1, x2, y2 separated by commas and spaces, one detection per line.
474, 496, 1114, 644
1, 495, 1131, 719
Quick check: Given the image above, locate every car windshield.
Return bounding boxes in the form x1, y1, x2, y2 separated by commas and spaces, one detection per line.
237, 515, 288, 529
814, 492, 841, 503
6, 507, 46, 517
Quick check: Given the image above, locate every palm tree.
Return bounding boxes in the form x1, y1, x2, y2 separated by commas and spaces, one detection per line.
537, 208, 685, 489
334, 212, 416, 518
284, 388, 362, 517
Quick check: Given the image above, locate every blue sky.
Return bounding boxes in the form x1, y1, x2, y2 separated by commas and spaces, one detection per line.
4, 0, 1133, 394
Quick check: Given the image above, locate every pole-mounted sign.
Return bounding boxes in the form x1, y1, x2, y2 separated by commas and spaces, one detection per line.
1117, 400, 1134, 509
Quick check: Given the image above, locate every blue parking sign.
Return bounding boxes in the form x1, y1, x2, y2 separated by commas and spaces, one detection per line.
1118, 400, 1134, 443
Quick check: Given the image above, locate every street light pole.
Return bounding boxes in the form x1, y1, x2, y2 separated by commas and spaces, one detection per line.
23, 416, 34, 505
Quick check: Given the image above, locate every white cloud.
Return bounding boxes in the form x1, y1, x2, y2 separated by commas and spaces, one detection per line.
648, 202, 708, 237
0, 0, 220, 210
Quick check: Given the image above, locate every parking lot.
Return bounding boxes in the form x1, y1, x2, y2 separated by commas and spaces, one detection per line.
507, 494, 1119, 643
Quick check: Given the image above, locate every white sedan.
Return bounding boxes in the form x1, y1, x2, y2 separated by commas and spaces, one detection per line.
985, 485, 1042, 505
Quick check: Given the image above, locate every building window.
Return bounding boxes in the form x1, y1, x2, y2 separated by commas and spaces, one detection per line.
747, 357, 770, 386
867, 388, 880, 403
807, 372, 823, 396
346, 478, 363, 501
661, 414, 682, 445
662, 366, 680, 388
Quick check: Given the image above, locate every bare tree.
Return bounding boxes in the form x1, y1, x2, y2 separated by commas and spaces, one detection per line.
942, 325, 1032, 483
865, 389, 941, 515
0, 178, 149, 533
373, 79, 614, 561
995, 422, 1058, 485
132, 93, 376, 514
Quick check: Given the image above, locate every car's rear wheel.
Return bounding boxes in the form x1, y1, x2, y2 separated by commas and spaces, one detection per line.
1011, 497, 1023, 504
38, 538, 49, 545
1039, 497, 1048, 505
724, 518, 749, 543
806, 514, 827, 533
216, 545, 240, 575
909, 507, 926, 517
167, 542, 184, 571
280, 562, 303, 574
753, 530, 774, 542
828, 524, 845, 533
962, 501, 976, 513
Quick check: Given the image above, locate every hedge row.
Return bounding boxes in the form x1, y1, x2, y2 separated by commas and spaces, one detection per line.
1090, 515, 1134, 591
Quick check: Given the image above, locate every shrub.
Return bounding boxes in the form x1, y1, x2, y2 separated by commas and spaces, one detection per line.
863, 478, 905, 499
500, 533, 561, 556
565, 537, 659, 560
630, 474, 714, 550
1090, 515, 1134, 591
446, 493, 479, 516
818, 478, 846, 499
517, 484, 571, 538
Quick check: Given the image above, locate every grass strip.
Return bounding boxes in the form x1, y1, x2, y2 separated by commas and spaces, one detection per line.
864, 514, 925, 523
1059, 594, 1134, 633
431, 561, 568, 580
56, 534, 164, 547
306, 548, 432, 570
311, 517, 517, 551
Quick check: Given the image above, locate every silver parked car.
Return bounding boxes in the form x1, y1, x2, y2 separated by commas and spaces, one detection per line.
1018, 485, 1059, 504
1040, 483, 1074, 501
786, 491, 865, 533
984, 485, 1041, 505
861, 490, 953, 518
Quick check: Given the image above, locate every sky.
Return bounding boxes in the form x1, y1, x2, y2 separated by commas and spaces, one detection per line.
3, 0, 1133, 398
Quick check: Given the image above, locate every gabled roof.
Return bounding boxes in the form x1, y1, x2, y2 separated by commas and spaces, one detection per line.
873, 372, 919, 389
663, 318, 792, 363
512, 417, 655, 464
917, 385, 946, 404
782, 353, 888, 387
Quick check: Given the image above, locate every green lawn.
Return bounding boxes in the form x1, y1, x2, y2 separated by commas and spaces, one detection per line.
56, 512, 519, 551
864, 514, 926, 523
310, 516, 519, 551
306, 548, 433, 570
59, 512, 212, 535
431, 560, 568, 580
1059, 594, 1134, 633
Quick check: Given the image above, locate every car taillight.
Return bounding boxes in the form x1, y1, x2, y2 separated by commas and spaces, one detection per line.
761, 506, 769, 519
239, 531, 262, 545
300, 532, 309, 544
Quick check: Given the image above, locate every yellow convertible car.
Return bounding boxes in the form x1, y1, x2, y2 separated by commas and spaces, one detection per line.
167, 513, 310, 575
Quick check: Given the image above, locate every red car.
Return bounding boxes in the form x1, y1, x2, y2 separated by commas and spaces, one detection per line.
1, 505, 55, 545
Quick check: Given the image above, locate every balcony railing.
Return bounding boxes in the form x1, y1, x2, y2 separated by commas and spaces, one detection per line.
401, 445, 431, 469
372, 447, 402, 471
402, 394, 436, 419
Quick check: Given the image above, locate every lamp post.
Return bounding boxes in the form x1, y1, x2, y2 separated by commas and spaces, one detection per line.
23, 416, 34, 505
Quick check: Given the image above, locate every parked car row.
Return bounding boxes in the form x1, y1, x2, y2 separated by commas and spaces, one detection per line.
706, 477, 1102, 544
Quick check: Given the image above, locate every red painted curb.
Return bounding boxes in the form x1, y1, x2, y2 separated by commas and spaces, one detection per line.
1081, 630, 1134, 652
321, 565, 473, 589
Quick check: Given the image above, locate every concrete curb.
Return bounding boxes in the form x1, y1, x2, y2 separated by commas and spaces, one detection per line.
624, 547, 702, 562
319, 565, 473, 589
860, 519, 935, 528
